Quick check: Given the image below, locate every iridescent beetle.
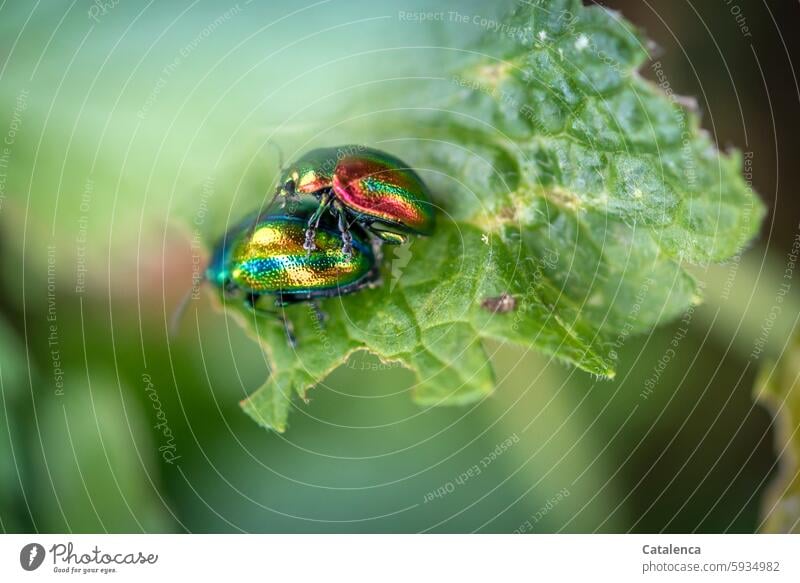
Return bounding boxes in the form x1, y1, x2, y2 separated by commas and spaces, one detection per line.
271, 145, 436, 255
172, 201, 379, 344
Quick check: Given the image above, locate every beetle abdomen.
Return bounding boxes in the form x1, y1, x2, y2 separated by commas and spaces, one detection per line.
332, 148, 436, 235
229, 217, 375, 296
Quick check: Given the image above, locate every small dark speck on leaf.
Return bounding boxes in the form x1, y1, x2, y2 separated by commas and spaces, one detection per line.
499, 206, 516, 220
481, 292, 516, 313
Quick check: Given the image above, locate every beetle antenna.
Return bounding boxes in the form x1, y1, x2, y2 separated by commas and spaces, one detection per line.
266, 139, 284, 171
262, 139, 286, 216
169, 276, 204, 338
264, 185, 281, 212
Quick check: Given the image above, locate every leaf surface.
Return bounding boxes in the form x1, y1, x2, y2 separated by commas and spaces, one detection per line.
236, 0, 764, 431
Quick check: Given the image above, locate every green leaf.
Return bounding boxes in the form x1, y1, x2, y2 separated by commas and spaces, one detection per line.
755, 331, 800, 533
235, 0, 764, 431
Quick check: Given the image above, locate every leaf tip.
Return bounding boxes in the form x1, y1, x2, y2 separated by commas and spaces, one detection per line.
239, 396, 288, 434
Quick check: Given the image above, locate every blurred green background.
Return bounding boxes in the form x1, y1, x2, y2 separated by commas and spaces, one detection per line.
1, 0, 799, 533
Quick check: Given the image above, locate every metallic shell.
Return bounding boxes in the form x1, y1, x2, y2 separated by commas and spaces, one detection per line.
288, 148, 337, 194
332, 148, 435, 235
208, 213, 376, 298
280, 146, 436, 235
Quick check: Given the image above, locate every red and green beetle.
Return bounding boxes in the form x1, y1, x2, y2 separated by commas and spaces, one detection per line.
271, 145, 436, 255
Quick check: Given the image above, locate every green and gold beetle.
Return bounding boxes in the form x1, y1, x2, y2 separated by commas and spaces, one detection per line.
173, 201, 380, 344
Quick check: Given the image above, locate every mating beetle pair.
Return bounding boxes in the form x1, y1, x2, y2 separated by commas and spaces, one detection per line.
182, 145, 435, 344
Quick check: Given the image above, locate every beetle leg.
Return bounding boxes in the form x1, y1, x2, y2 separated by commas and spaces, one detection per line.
223, 278, 238, 298
281, 315, 297, 348
371, 228, 408, 245
333, 201, 354, 257
303, 191, 333, 253
244, 293, 297, 347
275, 299, 298, 347
244, 292, 265, 312
310, 299, 327, 326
